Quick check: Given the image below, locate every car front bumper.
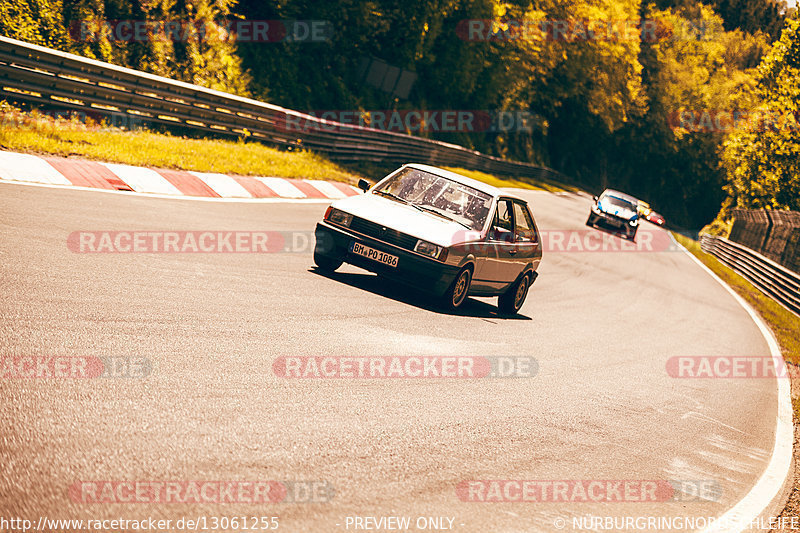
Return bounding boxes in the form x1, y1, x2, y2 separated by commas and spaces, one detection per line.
314, 221, 461, 296
592, 210, 636, 231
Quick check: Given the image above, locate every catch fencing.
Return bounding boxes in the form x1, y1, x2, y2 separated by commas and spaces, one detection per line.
728, 209, 800, 275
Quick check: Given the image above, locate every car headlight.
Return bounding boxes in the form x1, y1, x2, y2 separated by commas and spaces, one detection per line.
326, 208, 353, 227
415, 239, 447, 261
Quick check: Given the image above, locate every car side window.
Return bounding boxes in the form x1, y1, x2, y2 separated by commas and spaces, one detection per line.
490, 200, 515, 242
496, 200, 514, 231
513, 202, 537, 243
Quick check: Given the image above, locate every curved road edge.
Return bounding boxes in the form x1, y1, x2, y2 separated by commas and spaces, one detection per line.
672, 234, 794, 533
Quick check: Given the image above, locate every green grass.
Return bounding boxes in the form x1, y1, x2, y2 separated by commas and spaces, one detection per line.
0, 108, 362, 183
0, 105, 583, 196
443, 166, 580, 193
673, 232, 800, 363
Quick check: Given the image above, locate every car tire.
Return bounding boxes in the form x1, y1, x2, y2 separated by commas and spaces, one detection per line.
313, 252, 342, 272
498, 273, 530, 315
586, 214, 596, 227
442, 267, 472, 310
627, 227, 638, 241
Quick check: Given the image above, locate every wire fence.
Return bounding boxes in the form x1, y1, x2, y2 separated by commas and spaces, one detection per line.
728, 209, 800, 275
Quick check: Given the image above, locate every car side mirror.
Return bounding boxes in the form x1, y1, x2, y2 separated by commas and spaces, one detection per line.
357, 179, 370, 193
592, 195, 598, 202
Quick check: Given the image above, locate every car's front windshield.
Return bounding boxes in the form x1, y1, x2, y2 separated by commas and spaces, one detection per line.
376, 168, 493, 231
602, 194, 637, 211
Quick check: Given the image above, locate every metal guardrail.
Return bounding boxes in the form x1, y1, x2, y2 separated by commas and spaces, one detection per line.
700, 234, 800, 315
0, 35, 563, 182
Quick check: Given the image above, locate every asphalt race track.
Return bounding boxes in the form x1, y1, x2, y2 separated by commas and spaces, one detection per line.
0, 181, 781, 532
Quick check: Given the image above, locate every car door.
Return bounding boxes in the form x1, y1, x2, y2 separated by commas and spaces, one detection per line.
512, 201, 541, 270
473, 198, 522, 292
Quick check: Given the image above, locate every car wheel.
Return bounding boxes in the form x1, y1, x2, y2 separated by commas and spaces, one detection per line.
498, 273, 530, 315
586, 214, 596, 227
627, 227, 637, 241
313, 252, 342, 272
443, 267, 472, 310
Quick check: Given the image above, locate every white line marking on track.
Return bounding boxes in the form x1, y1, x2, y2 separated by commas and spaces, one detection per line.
671, 233, 793, 533
0, 179, 333, 203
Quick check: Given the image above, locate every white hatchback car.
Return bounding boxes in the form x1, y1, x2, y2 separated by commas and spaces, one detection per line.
314, 164, 542, 314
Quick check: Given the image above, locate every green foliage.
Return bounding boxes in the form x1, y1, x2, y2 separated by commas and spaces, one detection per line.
703, 0, 787, 40
0, 0, 68, 47
548, 3, 768, 227
722, 15, 800, 210
1, 0, 249, 95
653, 0, 787, 40
1, 0, 792, 228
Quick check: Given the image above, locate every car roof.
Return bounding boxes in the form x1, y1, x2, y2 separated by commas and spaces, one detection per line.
405, 163, 526, 202
601, 189, 639, 203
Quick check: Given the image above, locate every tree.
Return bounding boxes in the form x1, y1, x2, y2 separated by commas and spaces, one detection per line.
0, 0, 68, 48
652, 0, 787, 40
0, 0, 250, 95
722, 14, 800, 210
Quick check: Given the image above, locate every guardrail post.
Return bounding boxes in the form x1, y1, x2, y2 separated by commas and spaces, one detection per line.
780, 212, 800, 275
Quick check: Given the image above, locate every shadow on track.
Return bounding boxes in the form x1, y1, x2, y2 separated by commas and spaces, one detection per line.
309, 268, 532, 320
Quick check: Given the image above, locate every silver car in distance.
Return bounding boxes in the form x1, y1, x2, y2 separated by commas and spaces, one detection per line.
313, 164, 542, 314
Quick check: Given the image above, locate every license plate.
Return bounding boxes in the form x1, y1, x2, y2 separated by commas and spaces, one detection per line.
349, 241, 398, 267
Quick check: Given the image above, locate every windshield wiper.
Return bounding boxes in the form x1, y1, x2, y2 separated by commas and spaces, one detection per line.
373, 190, 409, 204
374, 192, 472, 229
414, 205, 472, 229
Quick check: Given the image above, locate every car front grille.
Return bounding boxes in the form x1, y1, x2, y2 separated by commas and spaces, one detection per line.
349, 217, 418, 251
600, 211, 628, 223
